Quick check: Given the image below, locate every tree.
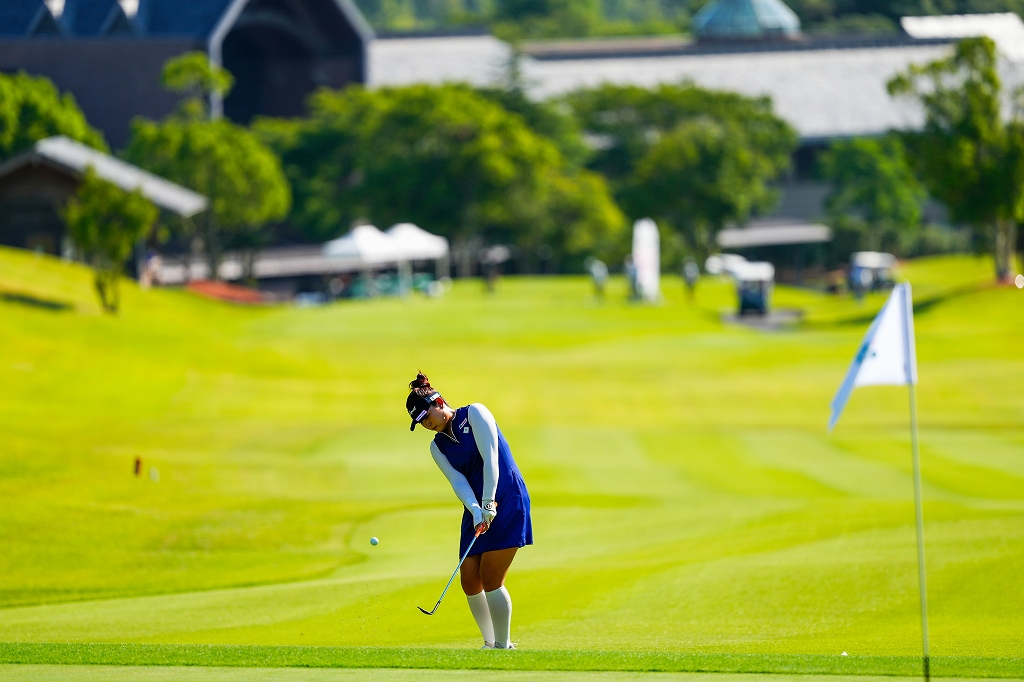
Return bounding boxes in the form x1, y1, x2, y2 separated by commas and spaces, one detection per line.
256, 84, 625, 271
622, 117, 782, 261
566, 83, 796, 263
62, 168, 158, 313
888, 37, 1024, 281
492, 0, 603, 38
476, 85, 590, 169
565, 82, 797, 186
0, 71, 107, 161
819, 135, 926, 252
161, 51, 234, 111
124, 54, 290, 280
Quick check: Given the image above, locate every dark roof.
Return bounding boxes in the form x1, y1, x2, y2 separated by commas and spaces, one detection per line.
64, 0, 120, 36
0, 0, 372, 40
0, 0, 44, 36
145, 0, 233, 36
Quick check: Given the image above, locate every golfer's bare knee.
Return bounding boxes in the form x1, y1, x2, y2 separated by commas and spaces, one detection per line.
460, 572, 483, 595
481, 574, 504, 592
460, 556, 483, 595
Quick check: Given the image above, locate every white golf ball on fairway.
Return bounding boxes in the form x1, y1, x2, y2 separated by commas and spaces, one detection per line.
370, 537, 379, 546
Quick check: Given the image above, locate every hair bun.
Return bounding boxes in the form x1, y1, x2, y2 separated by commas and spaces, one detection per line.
409, 372, 431, 391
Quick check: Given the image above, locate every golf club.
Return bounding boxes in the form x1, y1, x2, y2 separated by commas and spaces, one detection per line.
417, 524, 486, 616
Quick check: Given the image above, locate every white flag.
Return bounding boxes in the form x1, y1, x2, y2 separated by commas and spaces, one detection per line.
829, 282, 917, 431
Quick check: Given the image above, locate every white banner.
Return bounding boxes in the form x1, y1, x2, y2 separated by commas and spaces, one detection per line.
632, 218, 660, 303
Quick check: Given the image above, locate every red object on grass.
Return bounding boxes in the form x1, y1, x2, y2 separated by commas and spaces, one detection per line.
186, 280, 268, 304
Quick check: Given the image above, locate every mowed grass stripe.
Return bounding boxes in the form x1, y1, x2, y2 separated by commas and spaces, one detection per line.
0, 644, 1021, 677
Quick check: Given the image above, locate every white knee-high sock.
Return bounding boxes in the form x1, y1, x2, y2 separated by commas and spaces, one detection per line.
485, 586, 512, 647
466, 591, 494, 645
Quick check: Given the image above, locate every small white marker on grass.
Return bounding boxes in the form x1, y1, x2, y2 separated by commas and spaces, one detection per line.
841, 652, 848, 656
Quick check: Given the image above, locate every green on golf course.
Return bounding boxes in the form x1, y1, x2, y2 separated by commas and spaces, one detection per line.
0, 246, 1022, 680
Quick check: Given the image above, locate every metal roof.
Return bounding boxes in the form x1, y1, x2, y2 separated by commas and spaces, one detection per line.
0, 136, 208, 217
717, 222, 832, 248
901, 13, 1024, 62
521, 43, 960, 140
369, 34, 512, 88
369, 34, 973, 139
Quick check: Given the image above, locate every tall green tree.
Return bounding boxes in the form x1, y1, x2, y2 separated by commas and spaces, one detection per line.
622, 117, 782, 261
567, 82, 796, 262
62, 168, 158, 313
566, 82, 797, 187
124, 53, 290, 280
888, 37, 1024, 281
820, 135, 926, 252
0, 71, 106, 161
256, 84, 624, 271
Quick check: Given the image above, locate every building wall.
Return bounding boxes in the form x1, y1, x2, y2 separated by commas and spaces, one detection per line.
0, 164, 79, 254
0, 38, 201, 150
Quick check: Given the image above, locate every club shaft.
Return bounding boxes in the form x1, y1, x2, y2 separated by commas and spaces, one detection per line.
432, 533, 478, 610
422, 532, 480, 615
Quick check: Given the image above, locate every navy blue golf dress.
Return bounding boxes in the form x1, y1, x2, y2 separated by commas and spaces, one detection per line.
432, 405, 532, 558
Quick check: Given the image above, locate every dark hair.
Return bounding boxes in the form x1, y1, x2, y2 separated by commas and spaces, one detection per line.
409, 372, 432, 394
406, 372, 442, 413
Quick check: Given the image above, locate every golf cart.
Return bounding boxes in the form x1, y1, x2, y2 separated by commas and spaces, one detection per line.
849, 251, 897, 295
734, 260, 775, 315
705, 254, 775, 316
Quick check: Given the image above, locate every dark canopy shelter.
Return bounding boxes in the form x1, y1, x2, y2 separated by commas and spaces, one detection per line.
0, 0, 373, 146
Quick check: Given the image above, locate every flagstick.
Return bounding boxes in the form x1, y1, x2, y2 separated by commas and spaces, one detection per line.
908, 382, 931, 682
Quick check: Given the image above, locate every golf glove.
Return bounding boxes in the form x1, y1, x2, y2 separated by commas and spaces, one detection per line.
481, 499, 497, 526
469, 503, 485, 528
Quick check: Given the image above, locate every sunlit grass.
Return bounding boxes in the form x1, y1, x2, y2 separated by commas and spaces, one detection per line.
0, 246, 1021, 669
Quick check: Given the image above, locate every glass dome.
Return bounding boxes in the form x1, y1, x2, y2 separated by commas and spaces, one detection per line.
692, 0, 801, 39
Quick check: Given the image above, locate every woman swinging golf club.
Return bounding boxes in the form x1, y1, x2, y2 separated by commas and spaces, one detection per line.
407, 372, 532, 650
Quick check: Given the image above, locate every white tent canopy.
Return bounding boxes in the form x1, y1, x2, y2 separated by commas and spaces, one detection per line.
323, 224, 402, 265
323, 223, 449, 267
386, 222, 449, 260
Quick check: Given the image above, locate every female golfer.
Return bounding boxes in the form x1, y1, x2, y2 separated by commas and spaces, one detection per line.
406, 373, 532, 649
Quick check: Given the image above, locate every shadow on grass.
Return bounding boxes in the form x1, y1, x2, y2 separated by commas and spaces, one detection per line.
806, 282, 990, 330
1, 291, 73, 312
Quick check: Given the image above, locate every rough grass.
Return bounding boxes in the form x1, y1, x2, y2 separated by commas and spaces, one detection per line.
0, 247, 1021, 673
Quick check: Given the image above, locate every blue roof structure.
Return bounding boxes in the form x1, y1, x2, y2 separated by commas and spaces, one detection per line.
0, 0, 45, 36
692, 0, 801, 40
0, 0, 370, 39
63, 0, 120, 36
144, 0, 234, 37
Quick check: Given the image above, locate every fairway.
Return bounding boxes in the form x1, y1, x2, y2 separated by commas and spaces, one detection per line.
6, 669, 1017, 682
0, 246, 1022, 676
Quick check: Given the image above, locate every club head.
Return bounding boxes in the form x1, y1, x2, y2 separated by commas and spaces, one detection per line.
417, 605, 437, 615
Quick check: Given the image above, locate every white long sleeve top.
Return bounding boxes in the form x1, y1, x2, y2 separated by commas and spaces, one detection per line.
430, 403, 500, 512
